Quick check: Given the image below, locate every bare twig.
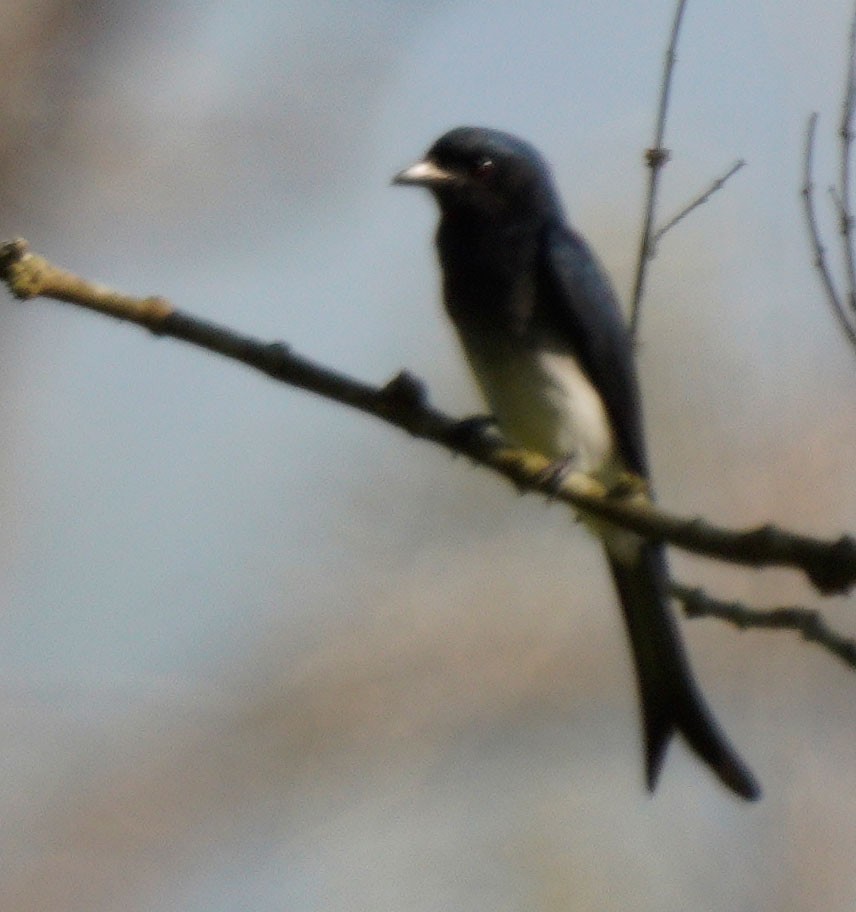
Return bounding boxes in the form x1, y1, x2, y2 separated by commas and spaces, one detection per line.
629, 0, 688, 338
801, 113, 856, 349
672, 583, 856, 670
652, 159, 745, 247
2, 238, 855, 595
838, 2, 856, 326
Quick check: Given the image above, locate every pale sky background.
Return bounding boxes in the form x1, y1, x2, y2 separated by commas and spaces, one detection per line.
1, 1, 855, 910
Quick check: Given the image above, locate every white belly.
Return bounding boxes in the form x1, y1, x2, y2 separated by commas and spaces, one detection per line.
464, 342, 616, 477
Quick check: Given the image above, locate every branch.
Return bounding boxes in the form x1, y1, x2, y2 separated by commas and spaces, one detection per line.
838, 0, 856, 327
801, 112, 856, 349
672, 583, 856, 670
2, 238, 855, 595
652, 158, 745, 247
629, 0, 688, 338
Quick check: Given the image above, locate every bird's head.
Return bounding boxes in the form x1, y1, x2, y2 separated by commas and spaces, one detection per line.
393, 126, 562, 223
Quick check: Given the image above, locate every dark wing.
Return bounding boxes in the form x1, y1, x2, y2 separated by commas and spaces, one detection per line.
538, 221, 648, 477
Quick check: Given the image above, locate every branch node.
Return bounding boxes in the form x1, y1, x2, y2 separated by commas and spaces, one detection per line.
264, 340, 292, 359
745, 523, 778, 551
0, 238, 43, 300
381, 370, 428, 412
645, 146, 671, 168
810, 533, 856, 594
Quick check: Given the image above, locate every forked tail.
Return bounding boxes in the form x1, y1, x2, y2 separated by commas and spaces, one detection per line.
606, 539, 761, 801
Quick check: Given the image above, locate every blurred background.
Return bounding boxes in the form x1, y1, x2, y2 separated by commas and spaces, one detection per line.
0, 1, 854, 909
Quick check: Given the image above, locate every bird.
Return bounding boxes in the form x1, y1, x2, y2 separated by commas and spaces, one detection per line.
393, 126, 760, 800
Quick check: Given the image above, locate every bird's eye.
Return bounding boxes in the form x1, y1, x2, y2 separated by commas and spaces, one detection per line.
471, 157, 495, 179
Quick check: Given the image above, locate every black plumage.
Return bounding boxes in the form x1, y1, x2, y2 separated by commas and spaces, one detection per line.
395, 126, 760, 800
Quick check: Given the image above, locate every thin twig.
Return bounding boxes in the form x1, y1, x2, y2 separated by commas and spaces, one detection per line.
652, 159, 745, 247
629, 0, 688, 338
838, 0, 856, 329
1, 238, 855, 596
801, 113, 856, 348
672, 583, 856, 670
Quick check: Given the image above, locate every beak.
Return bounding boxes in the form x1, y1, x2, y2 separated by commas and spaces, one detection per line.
392, 158, 453, 187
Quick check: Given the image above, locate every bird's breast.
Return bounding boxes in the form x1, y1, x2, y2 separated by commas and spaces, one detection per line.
460, 331, 617, 479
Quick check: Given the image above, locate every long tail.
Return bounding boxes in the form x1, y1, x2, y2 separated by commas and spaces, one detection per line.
605, 538, 761, 801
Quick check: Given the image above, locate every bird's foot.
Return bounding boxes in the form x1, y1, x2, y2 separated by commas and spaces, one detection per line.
606, 471, 649, 500
535, 452, 578, 499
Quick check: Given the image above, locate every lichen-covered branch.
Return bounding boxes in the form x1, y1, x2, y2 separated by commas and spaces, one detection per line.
2, 238, 854, 598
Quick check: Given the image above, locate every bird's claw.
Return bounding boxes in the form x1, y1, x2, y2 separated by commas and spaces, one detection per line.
536, 453, 577, 499
606, 471, 649, 499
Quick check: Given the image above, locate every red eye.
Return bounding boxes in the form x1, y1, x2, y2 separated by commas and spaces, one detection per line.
472, 157, 495, 179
